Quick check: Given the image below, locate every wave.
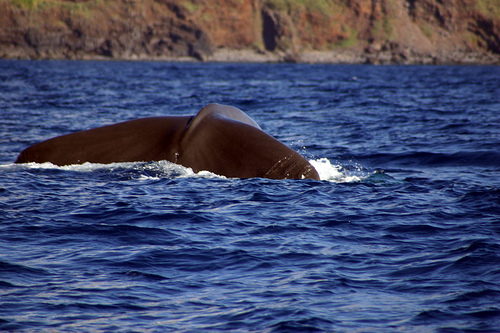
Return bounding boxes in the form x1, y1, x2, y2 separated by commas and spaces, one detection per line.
1, 160, 223, 180
2, 158, 365, 183
354, 150, 500, 168
309, 158, 363, 182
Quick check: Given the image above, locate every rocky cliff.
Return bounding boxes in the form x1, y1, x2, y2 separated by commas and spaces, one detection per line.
1, 0, 499, 64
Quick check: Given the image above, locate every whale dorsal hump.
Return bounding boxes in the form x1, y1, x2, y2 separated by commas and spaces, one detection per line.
188, 103, 262, 131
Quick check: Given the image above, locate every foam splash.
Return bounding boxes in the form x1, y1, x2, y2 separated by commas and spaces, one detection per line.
10, 161, 137, 172
5, 158, 361, 182
146, 161, 225, 180
7, 160, 225, 180
309, 158, 362, 183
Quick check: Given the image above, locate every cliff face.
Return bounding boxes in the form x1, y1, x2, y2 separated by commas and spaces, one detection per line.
1, 0, 499, 64
0, 0, 212, 60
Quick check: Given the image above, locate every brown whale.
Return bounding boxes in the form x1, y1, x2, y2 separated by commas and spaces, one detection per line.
15, 104, 320, 180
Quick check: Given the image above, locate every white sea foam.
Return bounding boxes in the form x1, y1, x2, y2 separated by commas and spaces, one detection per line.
310, 158, 362, 183
6, 158, 360, 182
156, 161, 225, 180
15, 161, 136, 172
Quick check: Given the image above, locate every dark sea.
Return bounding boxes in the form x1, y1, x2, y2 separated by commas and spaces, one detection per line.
1, 60, 499, 332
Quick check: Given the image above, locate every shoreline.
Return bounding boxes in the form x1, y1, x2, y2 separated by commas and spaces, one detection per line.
2, 0, 499, 66
2, 48, 499, 65
206, 48, 500, 65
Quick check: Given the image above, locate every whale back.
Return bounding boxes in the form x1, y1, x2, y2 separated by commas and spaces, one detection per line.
15, 116, 191, 165
187, 103, 262, 130
178, 104, 319, 180
15, 104, 319, 180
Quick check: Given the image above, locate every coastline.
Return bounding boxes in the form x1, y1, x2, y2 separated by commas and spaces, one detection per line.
207, 48, 500, 65
4, 48, 499, 65
2, 0, 499, 66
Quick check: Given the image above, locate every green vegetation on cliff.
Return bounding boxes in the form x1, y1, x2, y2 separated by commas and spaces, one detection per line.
11, 0, 40, 10
476, 0, 500, 19
265, 0, 336, 13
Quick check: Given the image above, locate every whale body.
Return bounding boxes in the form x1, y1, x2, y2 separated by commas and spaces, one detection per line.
15, 103, 319, 180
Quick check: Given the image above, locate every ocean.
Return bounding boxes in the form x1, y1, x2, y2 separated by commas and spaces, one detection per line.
1, 60, 499, 332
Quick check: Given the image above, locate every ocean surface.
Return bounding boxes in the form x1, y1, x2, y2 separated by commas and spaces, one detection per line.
1, 60, 499, 332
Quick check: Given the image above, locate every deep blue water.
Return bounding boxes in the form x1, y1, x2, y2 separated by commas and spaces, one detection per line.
1, 60, 500, 332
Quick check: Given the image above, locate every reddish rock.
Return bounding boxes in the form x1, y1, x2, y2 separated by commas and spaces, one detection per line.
0, 0, 498, 63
